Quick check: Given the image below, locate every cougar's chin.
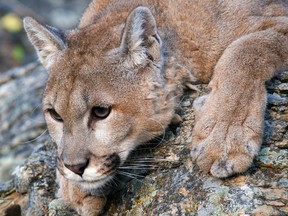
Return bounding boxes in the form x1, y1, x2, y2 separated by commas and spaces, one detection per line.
63, 170, 114, 190
77, 176, 114, 190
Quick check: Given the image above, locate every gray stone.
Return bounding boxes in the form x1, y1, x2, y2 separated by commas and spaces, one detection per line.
49, 199, 76, 216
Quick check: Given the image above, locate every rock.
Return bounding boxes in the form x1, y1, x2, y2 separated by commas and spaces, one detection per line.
0, 62, 49, 183
14, 141, 57, 215
277, 71, 288, 81
0, 180, 14, 197
276, 83, 288, 91
181, 99, 191, 107
257, 147, 288, 168
251, 205, 280, 216
49, 199, 76, 216
275, 133, 288, 148
0, 65, 287, 215
267, 93, 288, 106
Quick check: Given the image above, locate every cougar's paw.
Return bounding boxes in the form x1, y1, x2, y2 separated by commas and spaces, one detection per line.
191, 123, 261, 178
209, 154, 254, 178
191, 115, 262, 178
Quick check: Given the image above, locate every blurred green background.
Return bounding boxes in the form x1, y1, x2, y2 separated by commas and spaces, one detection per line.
0, 0, 90, 72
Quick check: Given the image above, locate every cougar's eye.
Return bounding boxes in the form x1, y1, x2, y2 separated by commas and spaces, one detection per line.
47, 109, 63, 122
92, 105, 111, 119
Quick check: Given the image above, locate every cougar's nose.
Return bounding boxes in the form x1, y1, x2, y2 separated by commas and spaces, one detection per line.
64, 161, 88, 176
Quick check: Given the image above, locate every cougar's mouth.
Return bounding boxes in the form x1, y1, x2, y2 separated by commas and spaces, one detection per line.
56, 153, 121, 189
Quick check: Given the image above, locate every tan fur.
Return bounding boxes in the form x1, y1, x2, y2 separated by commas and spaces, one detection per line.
24, 0, 288, 214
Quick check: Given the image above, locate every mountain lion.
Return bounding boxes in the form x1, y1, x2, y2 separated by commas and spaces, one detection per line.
24, 0, 288, 215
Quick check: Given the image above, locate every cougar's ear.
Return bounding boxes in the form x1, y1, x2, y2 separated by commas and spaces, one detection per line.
23, 17, 66, 69
120, 7, 162, 68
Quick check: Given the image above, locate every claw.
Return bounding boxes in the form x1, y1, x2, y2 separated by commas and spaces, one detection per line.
171, 114, 183, 125
186, 83, 201, 92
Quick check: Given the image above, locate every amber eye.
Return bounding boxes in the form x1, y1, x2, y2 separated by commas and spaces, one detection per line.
92, 105, 111, 119
47, 109, 63, 122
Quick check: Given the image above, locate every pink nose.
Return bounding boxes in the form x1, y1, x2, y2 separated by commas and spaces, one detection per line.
64, 161, 88, 176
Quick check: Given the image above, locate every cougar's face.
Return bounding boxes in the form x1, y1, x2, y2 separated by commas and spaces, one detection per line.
43, 52, 169, 189
25, 6, 175, 189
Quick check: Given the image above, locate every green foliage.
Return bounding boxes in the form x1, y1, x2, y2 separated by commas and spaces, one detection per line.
12, 45, 25, 63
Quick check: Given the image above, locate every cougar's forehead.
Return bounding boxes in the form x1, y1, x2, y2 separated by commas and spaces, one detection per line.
43, 55, 145, 118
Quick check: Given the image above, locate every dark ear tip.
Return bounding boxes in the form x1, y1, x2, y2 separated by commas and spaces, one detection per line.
133, 6, 153, 16
134, 6, 151, 11
129, 6, 156, 29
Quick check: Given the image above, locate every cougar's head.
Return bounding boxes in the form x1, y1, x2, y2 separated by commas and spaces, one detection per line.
24, 7, 178, 189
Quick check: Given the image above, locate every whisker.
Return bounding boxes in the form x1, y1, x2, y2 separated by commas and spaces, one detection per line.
117, 171, 149, 179
95, 185, 108, 200
118, 167, 157, 171
119, 164, 157, 168
108, 177, 119, 187
118, 174, 147, 185
152, 158, 179, 162
121, 163, 156, 167
125, 156, 154, 159
131, 145, 164, 151
117, 171, 151, 185
124, 159, 156, 163
24, 104, 45, 123
149, 135, 166, 142
22, 129, 48, 144
125, 158, 175, 162
145, 117, 166, 145
141, 141, 166, 146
